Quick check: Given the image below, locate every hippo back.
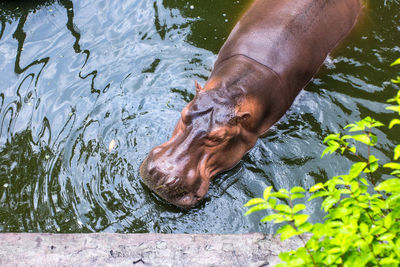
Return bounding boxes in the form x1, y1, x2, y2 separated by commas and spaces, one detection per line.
214, 0, 362, 101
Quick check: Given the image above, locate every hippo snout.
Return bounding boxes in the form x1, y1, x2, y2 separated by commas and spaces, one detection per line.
139, 151, 208, 209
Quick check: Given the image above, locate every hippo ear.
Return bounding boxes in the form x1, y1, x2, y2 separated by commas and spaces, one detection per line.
237, 112, 250, 121
194, 80, 203, 93
231, 112, 250, 125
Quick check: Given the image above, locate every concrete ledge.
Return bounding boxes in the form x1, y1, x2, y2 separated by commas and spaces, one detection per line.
0, 233, 303, 266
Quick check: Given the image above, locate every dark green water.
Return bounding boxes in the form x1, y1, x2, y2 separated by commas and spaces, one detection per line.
0, 0, 399, 233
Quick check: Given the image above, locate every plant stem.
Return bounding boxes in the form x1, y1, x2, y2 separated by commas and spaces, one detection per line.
344, 145, 376, 186
345, 184, 375, 225
287, 193, 317, 267
365, 129, 377, 186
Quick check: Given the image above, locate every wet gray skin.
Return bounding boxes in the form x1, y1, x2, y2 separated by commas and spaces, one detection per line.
140, 83, 258, 209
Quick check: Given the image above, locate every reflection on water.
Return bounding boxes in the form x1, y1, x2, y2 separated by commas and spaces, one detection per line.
0, 0, 399, 233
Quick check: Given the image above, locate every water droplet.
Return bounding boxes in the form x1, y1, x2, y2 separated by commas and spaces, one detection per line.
190, 5, 194, 9
3, 183, 9, 188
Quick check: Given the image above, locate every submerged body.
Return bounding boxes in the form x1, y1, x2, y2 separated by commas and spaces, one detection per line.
140, 0, 362, 208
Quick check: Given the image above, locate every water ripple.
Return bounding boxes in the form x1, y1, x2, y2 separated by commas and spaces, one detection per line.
0, 0, 399, 233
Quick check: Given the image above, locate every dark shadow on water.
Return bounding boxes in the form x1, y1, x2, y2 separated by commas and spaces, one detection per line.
0, 0, 107, 232
0, 0, 105, 94
0, 0, 58, 23
162, 0, 251, 53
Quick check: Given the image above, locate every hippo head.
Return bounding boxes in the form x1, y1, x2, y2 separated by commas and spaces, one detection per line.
140, 81, 259, 209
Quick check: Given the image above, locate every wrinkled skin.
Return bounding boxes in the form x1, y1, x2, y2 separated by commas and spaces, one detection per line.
140, 0, 362, 209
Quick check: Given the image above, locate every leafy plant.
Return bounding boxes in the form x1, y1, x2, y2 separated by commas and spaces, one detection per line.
245, 59, 400, 267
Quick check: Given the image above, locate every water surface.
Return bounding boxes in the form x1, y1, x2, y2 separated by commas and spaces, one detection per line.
0, 0, 399, 233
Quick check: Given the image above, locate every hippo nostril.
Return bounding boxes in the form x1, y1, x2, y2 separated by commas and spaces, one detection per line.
180, 195, 192, 205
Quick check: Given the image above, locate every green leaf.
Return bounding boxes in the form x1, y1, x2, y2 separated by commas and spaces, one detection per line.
293, 204, 306, 213
329, 177, 346, 186
375, 178, 400, 193
338, 188, 351, 195
322, 196, 339, 212
384, 213, 393, 229
384, 162, 400, 170
390, 170, 400, 176
297, 222, 313, 234
380, 258, 399, 265
391, 58, 400, 66
290, 193, 305, 201
386, 194, 400, 207
273, 215, 291, 224
368, 154, 379, 164
275, 204, 292, 214
386, 105, 400, 113
346, 125, 365, 132
371, 120, 384, 128
244, 198, 265, 207
294, 214, 309, 227
359, 222, 369, 235
263, 186, 273, 200
389, 119, 400, 128
269, 192, 290, 199
352, 134, 371, 145
378, 233, 396, 241
308, 190, 329, 201
349, 162, 368, 178
290, 186, 306, 193
278, 252, 291, 263
310, 183, 325, 192
391, 77, 400, 83
277, 224, 298, 241
342, 134, 371, 145
365, 155, 379, 173
321, 141, 340, 158
268, 198, 277, 207
244, 203, 271, 216
323, 133, 341, 143
330, 207, 351, 219
279, 188, 289, 194
394, 145, 400, 160
328, 247, 341, 254
260, 213, 281, 223
359, 177, 369, 186
369, 134, 378, 145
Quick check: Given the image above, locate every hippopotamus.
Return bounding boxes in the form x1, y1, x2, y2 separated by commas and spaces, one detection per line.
140, 0, 362, 208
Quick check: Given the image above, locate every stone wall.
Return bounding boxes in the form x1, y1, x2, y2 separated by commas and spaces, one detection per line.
0, 233, 303, 266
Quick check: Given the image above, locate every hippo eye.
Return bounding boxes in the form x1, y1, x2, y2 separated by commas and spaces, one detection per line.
209, 136, 224, 143
205, 131, 227, 146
